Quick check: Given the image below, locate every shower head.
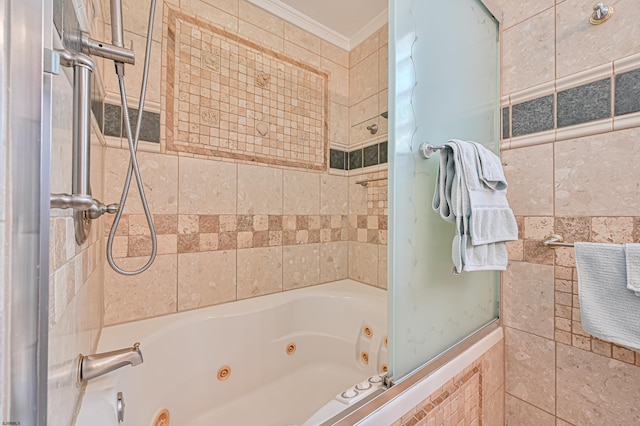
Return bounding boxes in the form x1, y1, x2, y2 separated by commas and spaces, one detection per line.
110, 0, 125, 48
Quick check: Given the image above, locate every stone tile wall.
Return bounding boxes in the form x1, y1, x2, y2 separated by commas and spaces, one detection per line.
496, 0, 640, 423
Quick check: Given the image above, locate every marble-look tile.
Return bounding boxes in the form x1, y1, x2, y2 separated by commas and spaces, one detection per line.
348, 175, 368, 215
555, 128, 640, 216
556, 419, 574, 426
502, 10, 555, 94
556, 0, 640, 78
283, 244, 320, 290
378, 245, 387, 289
322, 41, 349, 68
349, 149, 362, 170
320, 174, 348, 215
615, 69, 640, 116
511, 95, 555, 137
505, 393, 555, 426
104, 148, 178, 214
483, 340, 505, 399
524, 217, 553, 240
502, 143, 554, 216
557, 343, 640, 425
330, 102, 349, 145
283, 170, 320, 215
348, 241, 378, 286
177, 251, 236, 310
493, 0, 554, 29
363, 144, 379, 167
350, 52, 379, 105
320, 241, 348, 283
504, 262, 555, 339
505, 327, 556, 413
237, 164, 283, 214
557, 78, 611, 128
178, 157, 237, 214
484, 385, 505, 426
237, 246, 282, 299
123, 108, 161, 143
103, 103, 122, 137
103, 254, 177, 325
591, 217, 634, 243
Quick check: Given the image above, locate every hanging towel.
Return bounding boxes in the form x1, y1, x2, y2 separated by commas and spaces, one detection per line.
432, 139, 518, 273
575, 242, 640, 351
625, 243, 640, 296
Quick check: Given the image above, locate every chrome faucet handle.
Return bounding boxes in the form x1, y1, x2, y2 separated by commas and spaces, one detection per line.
590, 3, 613, 25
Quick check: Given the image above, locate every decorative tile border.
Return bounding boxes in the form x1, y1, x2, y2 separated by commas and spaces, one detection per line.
502, 66, 640, 142
330, 140, 388, 171
105, 213, 388, 258
102, 102, 161, 143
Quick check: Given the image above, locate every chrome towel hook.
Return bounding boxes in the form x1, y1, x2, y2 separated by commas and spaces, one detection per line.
590, 3, 613, 25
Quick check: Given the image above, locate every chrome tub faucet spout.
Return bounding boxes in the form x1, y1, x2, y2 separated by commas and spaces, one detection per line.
77, 342, 143, 384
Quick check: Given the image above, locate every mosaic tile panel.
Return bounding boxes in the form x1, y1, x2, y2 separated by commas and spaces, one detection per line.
165, 8, 328, 170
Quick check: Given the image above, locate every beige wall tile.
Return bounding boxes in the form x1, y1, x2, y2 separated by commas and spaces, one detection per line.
177, 250, 236, 310
494, 0, 554, 29
350, 94, 379, 128
350, 32, 379, 66
118, 0, 163, 42
200, 0, 238, 16
283, 243, 320, 290
378, 245, 387, 289
237, 164, 283, 214
378, 45, 388, 92
484, 385, 505, 426
502, 143, 554, 216
505, 393, 555, 426
591, 217, 634, 243
483, 340, 505, 400
524, 217, 554, 240
320, 241, 348, 282
320, 174, 348, 215
349, 52, 379, 106
283, 170, 320, 215
104, 254, 177, 325
329, 102, 349, 145
237, 20, 283, 52
178, 157, 237, 214
348, 175, 368, 215
322, 58, 349, 106
557, 343, 640, 425
179, 0, 238, 32
284, 22, 321, 54
505, 327, 556, 413
504, 262, 555, 339
348, 241, 378, 286
237, 246, 282, 298
556, 0, 640, 78
104, 148, 178, 214
502, 9, 555, 94
238, 0, 283, 37
322, 41, 349, 68
555, 128, 640, 216
284, 40, 320, 68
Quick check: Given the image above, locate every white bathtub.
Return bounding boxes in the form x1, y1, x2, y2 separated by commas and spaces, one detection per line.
76, 280, 387, 426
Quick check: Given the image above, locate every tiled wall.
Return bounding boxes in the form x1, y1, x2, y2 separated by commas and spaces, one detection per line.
390, 340, 504, 426
497, 0, 640, 424
100, 1, 389, 325
48, 0, 106, 425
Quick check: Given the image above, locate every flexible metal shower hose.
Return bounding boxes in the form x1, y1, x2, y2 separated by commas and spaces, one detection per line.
106, 0, 158, 275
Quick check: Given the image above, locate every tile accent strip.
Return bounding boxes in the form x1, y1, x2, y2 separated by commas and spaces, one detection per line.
502, 66, 640, 140
331, 141, 388, 170
102, 102, 161, 143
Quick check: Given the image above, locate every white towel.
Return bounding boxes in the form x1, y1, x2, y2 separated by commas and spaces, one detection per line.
432, 140, 518, 273
625, 243, 640, 296
575, 242, 640, 351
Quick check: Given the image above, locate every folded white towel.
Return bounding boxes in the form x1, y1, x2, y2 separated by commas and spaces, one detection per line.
575, 242, 640, 351
432, 139, 518, 273
625, 244, 640, 297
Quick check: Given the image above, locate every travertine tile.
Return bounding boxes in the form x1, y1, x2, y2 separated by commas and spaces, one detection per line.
284, 40, 320, 68
322, 58, 350, 106
505, 393, 555, 426
237, 164, 283, 214
237, 19, 283, 52
329, 102, 349, 145
557, 343, 640, 425
524, 217, 554, 240
504, 263, 555, 339
483, 385, 505, 426
348, 241, 378, 286
378, 245, 387, 289
283, 170, 320, 215
483, 340, 505, 399
590, 217, 634, 243
179, 0, 238, 32
348, 175, 368, 215
350, 52, 379, 106
104, 148, 178, 214
505, 327, 555, 413
238, 0, 283, 37
178, 157, 237, 214
284, 22, 321, 54
492, 0, 554, 29
237, 246, 282, 298
555, 128, 640, 216
320, 174, 348, 215
502, 143, 554, 216
502, 9, 555, 94
104, 254, 177, 325
177, 251, 236, 310
320, 241, 348, 283
350, 32, 378, 66
283, 244, 320, 290
322, 40, 349, 68
556, 0, 640, 78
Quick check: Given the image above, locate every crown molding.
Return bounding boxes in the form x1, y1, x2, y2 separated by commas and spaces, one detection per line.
349, 7, 388, 50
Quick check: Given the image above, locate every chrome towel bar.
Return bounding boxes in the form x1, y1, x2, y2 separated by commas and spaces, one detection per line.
542, 234, 575, 248
419, 143, 445, 159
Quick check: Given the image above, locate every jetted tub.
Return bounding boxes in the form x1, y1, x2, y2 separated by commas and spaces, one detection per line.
76, 280, 387, 426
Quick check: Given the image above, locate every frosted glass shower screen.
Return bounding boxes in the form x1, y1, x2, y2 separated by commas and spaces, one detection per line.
388, 0, 500, 380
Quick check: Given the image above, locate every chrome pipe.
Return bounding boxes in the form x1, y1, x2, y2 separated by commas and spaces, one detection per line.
110, 0, 125, 48
81, 33, 135, 65
50, 193, 94, 211
72, 58, 92, 205
77, 343, 143, 384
